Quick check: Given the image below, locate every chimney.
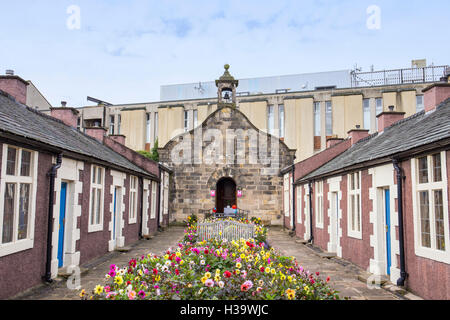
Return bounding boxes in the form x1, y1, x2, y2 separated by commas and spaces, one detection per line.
422, 80, 450, 112
326, 136, 344, 148
0, 70, 29, 104
85, 126, 107, 142
347, 125, 369, 145
50, 101, 80, 128
376, 105, 405, 132
108, 134, 126, 145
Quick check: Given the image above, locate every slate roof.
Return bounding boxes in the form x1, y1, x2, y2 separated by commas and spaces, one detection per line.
0, 92, 153, 177
299, 98, 450, 182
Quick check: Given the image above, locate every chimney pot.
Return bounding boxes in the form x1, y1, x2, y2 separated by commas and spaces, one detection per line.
61, 101, 67, 107
356, 125, 361, 129
347, 128, 369, 145
388, 105, 395, 111
5, 70, 14, 76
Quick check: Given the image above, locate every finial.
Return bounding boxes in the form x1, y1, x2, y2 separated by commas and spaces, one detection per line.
224, 64, 230, 71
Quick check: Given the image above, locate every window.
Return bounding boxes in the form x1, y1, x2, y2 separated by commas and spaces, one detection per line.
150, 181, 157, 219
193, 110, 198, 128
348, 172, 362, 238
118, 115, 121, 135
146, 113, 151, 144
414, 152, 448, 256
1, 145, 37, 256
184, 111, 189, 132
375, 98, 383, 130
297, 186, 302, 224
154, 112, 158, 140
129, 176, 138, 224
316, 181, 324, 228
325, 101, 332, 136
279, 105, 285, 139
314, 102, 321, 136
363, 99, 371, 131
89, 165, 104, 232
267, 105, 275, 135
416, 95, 424, 113
77, 118, 81, 131
109, 115, 115, 135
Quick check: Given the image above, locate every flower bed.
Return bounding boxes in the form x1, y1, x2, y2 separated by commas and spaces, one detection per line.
81, 217, 339, 300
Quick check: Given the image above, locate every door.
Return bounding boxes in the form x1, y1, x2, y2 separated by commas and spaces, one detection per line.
112, 187, 121, 248
330, 192, 339, 253
216, 178, 236, 213
384, 189, 391, 275
57, 182, 68, 268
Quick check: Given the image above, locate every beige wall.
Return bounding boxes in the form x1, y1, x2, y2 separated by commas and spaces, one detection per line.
121, 109, 146, 151
331, 94, 363, 138
239, 101, 268, 131
399, 90, 417, 117
197, 104, 217, 125
285, 98, 314, 161
158, 107, 184, 147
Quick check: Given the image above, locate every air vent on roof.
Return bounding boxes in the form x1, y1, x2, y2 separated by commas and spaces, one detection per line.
5, 70, 14, 76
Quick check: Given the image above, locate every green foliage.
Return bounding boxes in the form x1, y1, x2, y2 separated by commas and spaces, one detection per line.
137, 138, 159, 162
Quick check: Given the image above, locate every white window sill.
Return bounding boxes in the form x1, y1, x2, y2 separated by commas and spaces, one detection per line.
316, 222, 324, 229
0, 239, 34, 258
88, 224, 103, 233
128, 218, 137, 225
347, 230, 363, 240
415, 246, 450, 265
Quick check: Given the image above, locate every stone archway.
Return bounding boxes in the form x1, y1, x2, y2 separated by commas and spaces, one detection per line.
216, 177, 237, 213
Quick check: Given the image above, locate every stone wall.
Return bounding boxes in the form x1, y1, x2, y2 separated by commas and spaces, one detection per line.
159, 106, 295, 225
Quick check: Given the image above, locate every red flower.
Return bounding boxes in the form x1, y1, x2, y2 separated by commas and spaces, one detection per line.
129, 259, 137, 268
126, 281, 131, 285
260, 267, 265, 273
316, 272, 320, 276
175, 269, 180, 276
246, 241, 255, 248
224, 271, 232, 278
204, 249, 209, 254
153, 268, 158, 275
241, 283, 250, 292
326, 276, 330, 283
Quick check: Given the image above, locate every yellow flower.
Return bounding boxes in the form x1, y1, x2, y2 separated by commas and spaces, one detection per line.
180, 260, 185, 265
288, 276, 293, 282
214, 275, 221, 282
286, 289, 296, 300
79, 289, 86, 298
94, 285, 103, 295
280, 274, 286, 281
201, 277, 207, 284
240, 253, 246, 259
271, 268, 276, 274
176, 252, 182, 258
155, 275, 161, 282
164, 254, 169, 260
265, 267, 270, 274
205, 272, 212, 279
236, 262, 242, 269
114, 276, 123, 285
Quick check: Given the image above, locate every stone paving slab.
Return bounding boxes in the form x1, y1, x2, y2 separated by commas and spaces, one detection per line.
12, 227, 185, 300
267, 228, 403, 300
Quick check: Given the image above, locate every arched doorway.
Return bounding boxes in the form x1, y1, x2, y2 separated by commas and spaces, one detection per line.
216, 177, 237, 213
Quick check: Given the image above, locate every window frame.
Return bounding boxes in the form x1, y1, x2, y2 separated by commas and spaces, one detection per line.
363, 98, 371, 131
109, 115, 115, 135
278, 104, 285, 139
296, 184, 302, 224
267, 105, 275, 136
146, 113, 151, 144
88, 165, 105, 233
150, 181, 157, 219
313, 102, 321, 137
315, 181, 324, 228
412, 151, 449, 263
0, 144, 38, 257
347, 172, 362, 239
325, 101, 332, 136
416, 95, 425, 113
129, 176, 138, 224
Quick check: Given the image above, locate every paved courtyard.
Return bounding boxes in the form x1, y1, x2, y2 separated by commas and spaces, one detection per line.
12, 225, 421, 300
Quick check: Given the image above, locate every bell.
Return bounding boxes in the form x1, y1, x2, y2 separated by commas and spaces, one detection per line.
224, 92, 230, 101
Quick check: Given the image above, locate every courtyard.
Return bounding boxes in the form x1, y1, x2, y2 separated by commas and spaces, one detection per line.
11, 224, 421, 301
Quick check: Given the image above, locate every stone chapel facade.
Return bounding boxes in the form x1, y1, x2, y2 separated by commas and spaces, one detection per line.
159, 66, 296, 225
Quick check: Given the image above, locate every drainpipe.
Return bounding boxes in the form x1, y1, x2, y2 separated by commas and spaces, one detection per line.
291, 166, 296, 233
308, 181, 314, 243
393, 159, 407, 286
44, 153, 63, 283
156, 167, 162, 231
138, 177, 144, 239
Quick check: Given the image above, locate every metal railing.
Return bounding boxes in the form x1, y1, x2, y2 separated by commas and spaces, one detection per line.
197, 219, 255, 242
199, 208, 249, 220
351, 65, 449, 88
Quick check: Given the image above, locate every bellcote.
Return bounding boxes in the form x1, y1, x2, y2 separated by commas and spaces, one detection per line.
216, 64, 239, 107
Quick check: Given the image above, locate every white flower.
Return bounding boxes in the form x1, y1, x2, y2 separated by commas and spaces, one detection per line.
200, 260, 205, 265
165, 260, 171, 266
218, 281, 225, 288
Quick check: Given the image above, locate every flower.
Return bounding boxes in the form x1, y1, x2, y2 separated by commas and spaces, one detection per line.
128, 290, 136, 300
285, 289, 296, 300
218, 281, 225, 288
94, 285, 104, 295
79, 289, 86, 298
236, 262, 242, 269
205, 279, 214, 287
114, 276, 124, 285
224, 271, 232, 278
138, 290, 146, 299
241, 280, 253, 292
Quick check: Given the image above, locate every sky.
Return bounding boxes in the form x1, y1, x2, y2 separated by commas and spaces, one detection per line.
0, 0, 449, 107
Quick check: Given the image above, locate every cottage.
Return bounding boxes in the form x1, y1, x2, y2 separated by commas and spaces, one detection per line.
0, 80, 171, 299
283, 79, 450, 299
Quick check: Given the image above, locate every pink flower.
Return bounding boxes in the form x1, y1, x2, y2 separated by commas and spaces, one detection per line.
205, 279, 214, 287
104, 286, 110, 293
138, 290, 146, 298
128, 290, 136, 300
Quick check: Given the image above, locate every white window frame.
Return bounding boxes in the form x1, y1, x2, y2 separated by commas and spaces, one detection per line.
363, 98, 371, 131
347, 172, 362, 239
314, 102, 321, 137
150, 181, 157, 219
296, 185, 302, 224
117, 115, 121, 135
154, 112, 158, 141
416, 95, 425, 113
88, 165, 105, 233
109, 115, 115, 135
129, 176, 138, 224
193, 110, 198, 128
163, 173, 169, 216
279, 104, 285, 139
267, 105, 275, 136
325, 101, 332, 136
146, 113, 151, 144
411, 151, 449, 263
0, 145, 38, 257
184, 111, 189, 133
315, 181, 324, 229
